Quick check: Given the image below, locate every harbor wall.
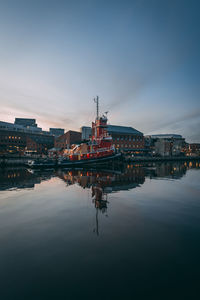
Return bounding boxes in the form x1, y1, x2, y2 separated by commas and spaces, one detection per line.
0, 156, 30, 166
1, 155, 200, 167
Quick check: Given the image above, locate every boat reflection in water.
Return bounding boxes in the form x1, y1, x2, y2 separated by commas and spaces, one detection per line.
0, 160, 200, 299
92, 184, 108, 236
57, 166, 146, 235
55, 160, 200, 235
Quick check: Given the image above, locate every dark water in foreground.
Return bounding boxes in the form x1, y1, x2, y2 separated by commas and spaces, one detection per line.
0, 161, 200, 299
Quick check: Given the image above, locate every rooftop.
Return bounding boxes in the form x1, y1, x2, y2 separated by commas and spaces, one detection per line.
107, 125, 143, 135
151, 134, 183, 139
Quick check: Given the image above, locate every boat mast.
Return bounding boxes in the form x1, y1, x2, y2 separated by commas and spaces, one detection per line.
94, 96, 99, 120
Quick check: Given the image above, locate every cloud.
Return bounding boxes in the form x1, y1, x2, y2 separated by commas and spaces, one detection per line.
146, 109, 200, 142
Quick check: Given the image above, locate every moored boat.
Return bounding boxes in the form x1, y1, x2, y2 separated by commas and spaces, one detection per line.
28, 97, 122, 169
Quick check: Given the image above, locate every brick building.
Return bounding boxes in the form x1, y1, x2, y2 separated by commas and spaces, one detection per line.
55, 130, 82, 149
107, 125, 145, 154
26, 135, 54, 155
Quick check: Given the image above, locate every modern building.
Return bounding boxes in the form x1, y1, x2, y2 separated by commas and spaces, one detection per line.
0, 129, 27, 154
0, 120, 42, 134
55, 130, 82, 149
0, 119, 54, 154
80, 126, 92, 141
151, 134, 183, 139
147, 134, 186, 156
50, 128, 65, 137
15, 118, 37, 128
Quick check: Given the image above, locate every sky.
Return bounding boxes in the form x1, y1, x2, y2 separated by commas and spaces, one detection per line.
0, 0, 199, 142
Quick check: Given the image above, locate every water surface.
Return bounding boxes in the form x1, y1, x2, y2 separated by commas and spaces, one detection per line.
0, 161, 200, 299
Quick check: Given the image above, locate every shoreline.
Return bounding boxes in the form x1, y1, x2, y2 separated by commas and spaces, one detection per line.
0, 154, 200, 167
125, 156, 200, 162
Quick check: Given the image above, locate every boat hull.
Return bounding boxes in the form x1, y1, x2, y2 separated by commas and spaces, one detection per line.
27, 153, 122, 169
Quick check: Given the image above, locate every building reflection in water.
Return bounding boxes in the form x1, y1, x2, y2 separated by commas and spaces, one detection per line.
0, 161, 200, 235
0, 161, 200, 193
0, 168, 55, 191
56, 160, 200, 235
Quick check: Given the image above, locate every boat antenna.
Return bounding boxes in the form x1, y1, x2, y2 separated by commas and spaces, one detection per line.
94, 96, 99, 120
104, 111, 109, 118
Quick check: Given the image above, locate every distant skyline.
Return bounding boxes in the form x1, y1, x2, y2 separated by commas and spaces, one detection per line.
0, 0, 199, 142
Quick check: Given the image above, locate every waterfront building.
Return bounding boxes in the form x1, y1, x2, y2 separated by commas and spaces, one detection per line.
50, 128, 65, 137
80, 126, 92, 140
0, 129, 27, 154
0, 120, 42, 134
107, 125, 145, 154
80, 124, 145, 155
188, 143, 200, 156
55, 130, 82, 149
26, 135, 54, 155
14, 118, 37, 128
147, 134, 186, 157
0, 119, 54, 154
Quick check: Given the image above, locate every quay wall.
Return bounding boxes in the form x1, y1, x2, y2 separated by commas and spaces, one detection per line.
0, 156, 30, 166
125, 156, 200, 162
1, 155, 200, 167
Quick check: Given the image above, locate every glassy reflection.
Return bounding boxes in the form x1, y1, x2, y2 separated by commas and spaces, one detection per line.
0, 160, 200, 299
0, 160, 199, 192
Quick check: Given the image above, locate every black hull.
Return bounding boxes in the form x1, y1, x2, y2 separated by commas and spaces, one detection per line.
28, 153, 122, 169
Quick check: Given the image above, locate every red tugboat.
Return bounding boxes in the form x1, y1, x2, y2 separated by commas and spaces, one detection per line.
58, 96, 121, 166
28, 97, 121, 168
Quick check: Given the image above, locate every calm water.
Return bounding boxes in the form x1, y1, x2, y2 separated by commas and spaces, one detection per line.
0, 161, 200, 299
